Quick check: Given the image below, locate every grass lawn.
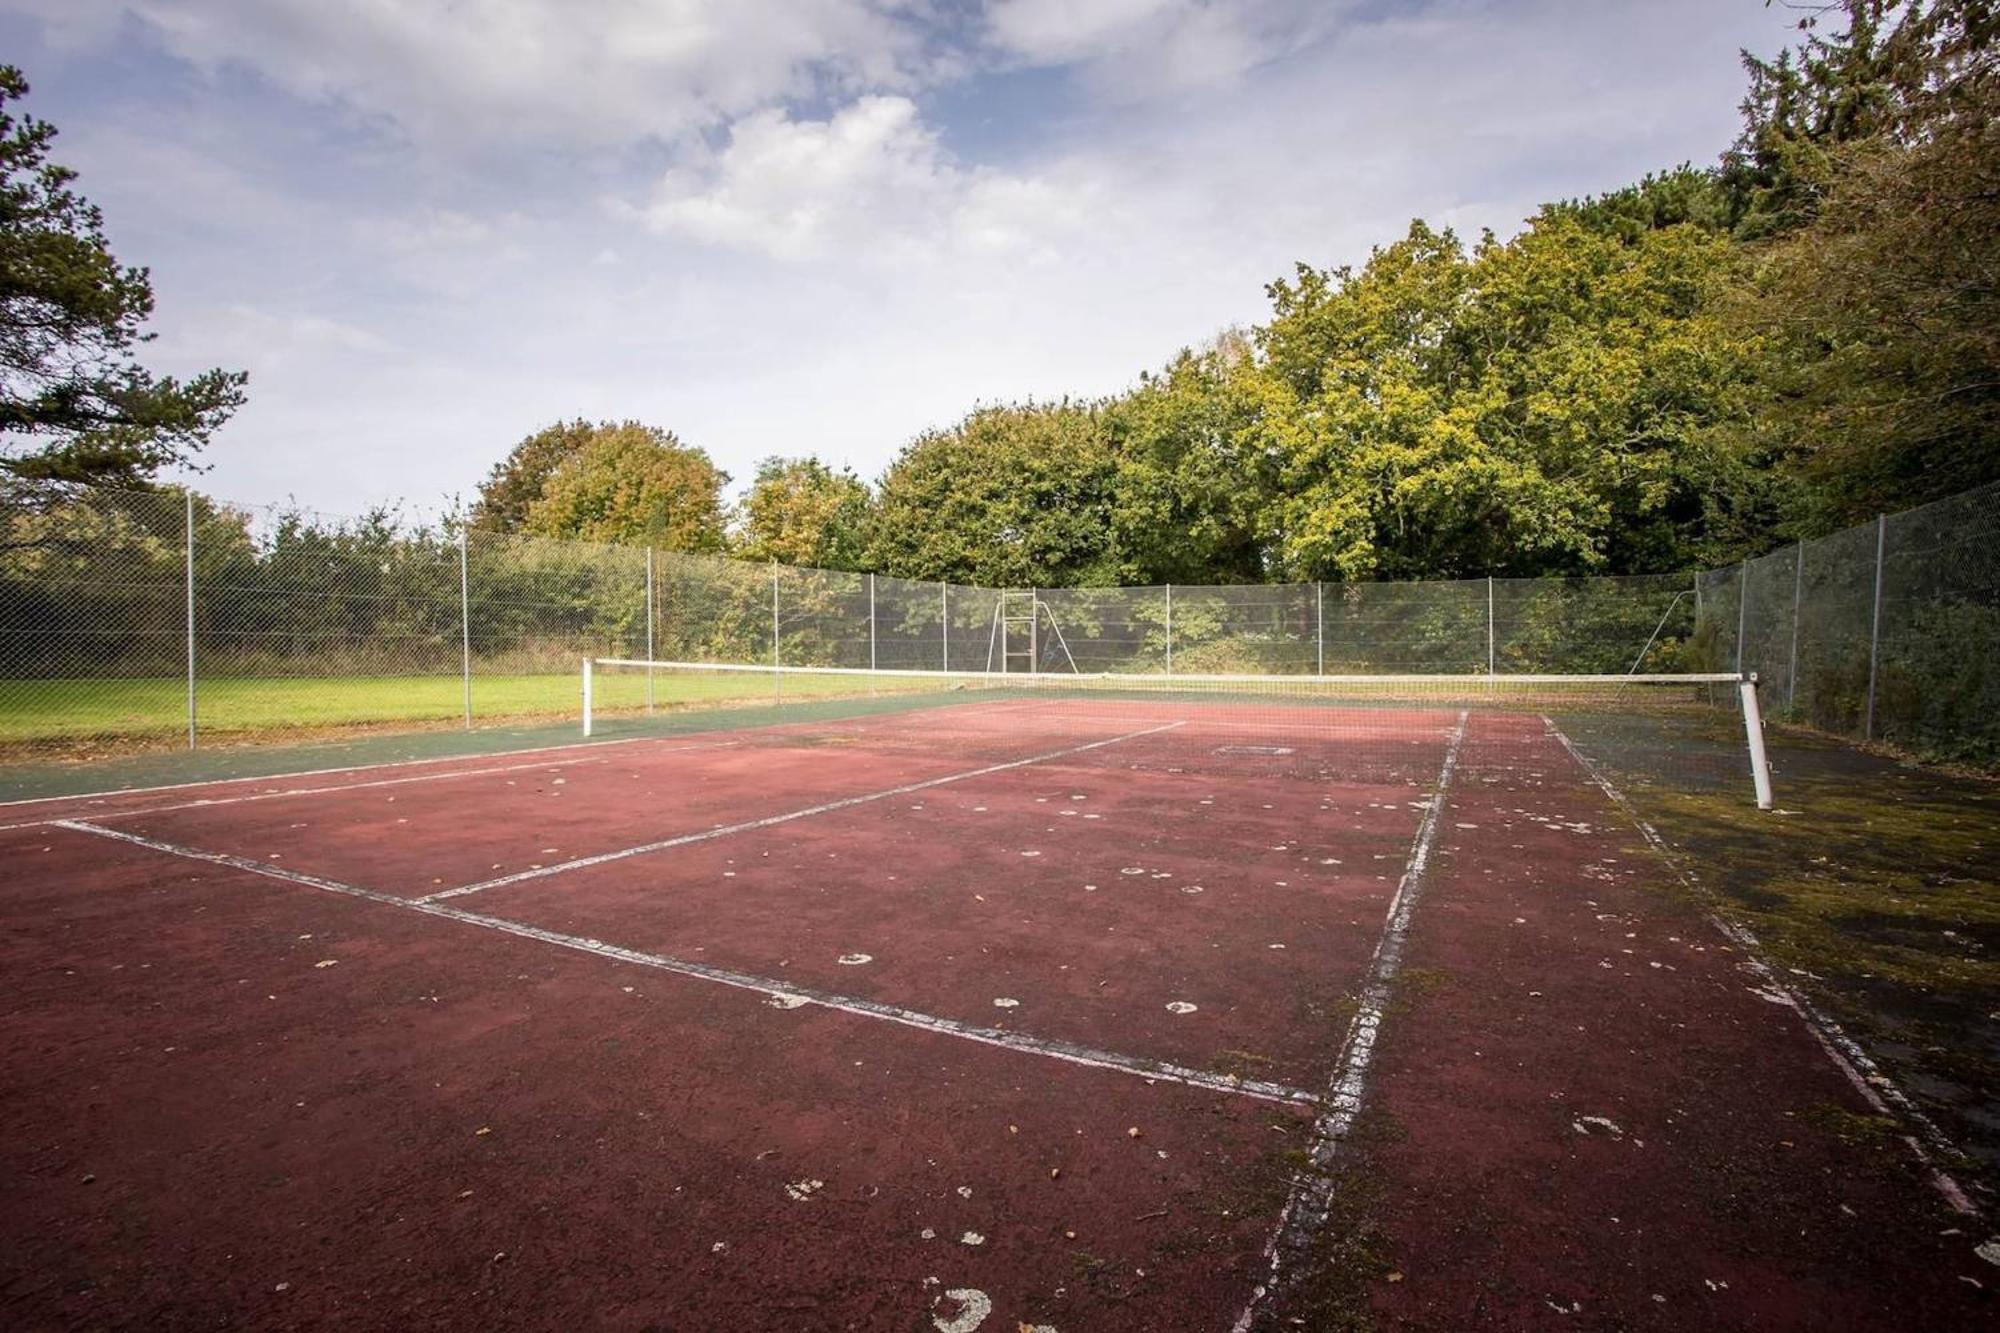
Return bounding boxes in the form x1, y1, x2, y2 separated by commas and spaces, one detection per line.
0, 669, 931, 746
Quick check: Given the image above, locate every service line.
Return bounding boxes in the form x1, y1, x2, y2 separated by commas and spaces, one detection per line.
1232, 709, 1469, 1331
51, 817, 1314, 1108
422, 720, 1185, 902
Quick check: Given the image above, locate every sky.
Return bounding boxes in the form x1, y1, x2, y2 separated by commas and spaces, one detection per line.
2, 0, 1799, 518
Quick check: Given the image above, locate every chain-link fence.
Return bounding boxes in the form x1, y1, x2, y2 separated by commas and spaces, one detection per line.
1696, 479, 2000, 766
2, 480, 1994, 766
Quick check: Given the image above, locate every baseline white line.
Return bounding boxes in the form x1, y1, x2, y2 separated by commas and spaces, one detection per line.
0, 742, 739, 833
51, 818, 1314, 1108
1543, 718, 1984, 1221
423, 720, 1186, 902
1231, 709, 1469, 1332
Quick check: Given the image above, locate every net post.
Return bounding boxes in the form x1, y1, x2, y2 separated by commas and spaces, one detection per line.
459, 528, 472, 729
1165, 584, 1174, 677
1865, 513, 1886, 740
1315, 580, 1324, 677
1739, 673, 1774, 810
868, 572, 876, 672
184, 490, 197, 750
581, 657, 594, 737
1787, 540, 1803, 714
1486, 575, 1495, 677
645, 546, 656, 714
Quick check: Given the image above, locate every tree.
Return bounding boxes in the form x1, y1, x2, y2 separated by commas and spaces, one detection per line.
519, 421, 727, 550
1722, 4, 1999, 527
469, 419, 599, 532
732, 456, 872, 569
0, 66, 245, 488
866, 403, 1121, 586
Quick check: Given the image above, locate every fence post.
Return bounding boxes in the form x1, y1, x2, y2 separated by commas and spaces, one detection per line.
1865, 513, 1886, 740
940, 581, 948, 672
644, 546, 655, 714
771, 564, 782, 706
1316, 581, 1324, 677
1486, 575, 1495, 677
1787, 540, 1803, 714
1735, 558, 1750, 677
868, 573, 876, 671
185, 490, 197, 750
1030, 586, 1039, 674
459, 529, 472, 729
1165, 584, 1174, 676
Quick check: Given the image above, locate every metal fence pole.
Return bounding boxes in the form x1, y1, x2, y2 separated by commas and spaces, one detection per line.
184, 490, 197, 750
1865, 513, 1886, 740
940, 581, 948, 671
1735, 558, 1750, 677
1315, 581, 1324, 676
644, 546, 655, 713
1165, 584, 1174, 676
1030, 586, 1039, 674
459, 529, 472, 729
1787, 540, 1803, 714
868, 573, 876, 671
771, 564, 782, 706
1486, 575, 1496, 676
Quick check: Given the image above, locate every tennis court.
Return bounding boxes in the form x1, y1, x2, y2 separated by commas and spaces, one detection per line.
0, 669, 1987, 1330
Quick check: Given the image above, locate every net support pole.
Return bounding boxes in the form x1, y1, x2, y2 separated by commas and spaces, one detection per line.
184, 490, 197, 750
581, 657, 594, 737
1739, 675, 1774, 810
1734, 558, 1749, 676
868, 573, 876, 672
644, 547, 655, 714
1486, 575, 1495, 676
1315, 581, 1324, 677
1865, 514, 1886, 740
459, 529, 472, 729
1787, 541, 1803, 714
1165, 584, 1174, 677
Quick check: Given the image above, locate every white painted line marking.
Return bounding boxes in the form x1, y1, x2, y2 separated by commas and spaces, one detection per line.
421, 721, 1185, 902
1543, 718, 1983, 1221
51, 816, 1313, 1108
1233, 709, 1468, 1331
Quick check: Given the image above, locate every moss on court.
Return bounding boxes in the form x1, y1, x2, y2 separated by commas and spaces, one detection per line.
1627, 730, 2000, 1198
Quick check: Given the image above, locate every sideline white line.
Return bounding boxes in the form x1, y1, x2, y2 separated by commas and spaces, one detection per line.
422, 720, 1186, 902
0, 742, 738, 833
1232, 709, 1469, 1332
1543, 718, 1984, 1221
50, 817, 1315, 1108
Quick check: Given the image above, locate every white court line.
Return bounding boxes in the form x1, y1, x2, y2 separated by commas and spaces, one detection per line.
1543, 718, 1984, 1222
51, 817, 1316, 1108
1232, 709, 1468, 1332
0, 742, 739, 833
423, 720, 1185, 902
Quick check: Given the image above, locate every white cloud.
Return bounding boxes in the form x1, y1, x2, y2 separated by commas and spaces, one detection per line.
984, 0, 1347, 98
21, 0, 937, 148
635, 95, 1106, 263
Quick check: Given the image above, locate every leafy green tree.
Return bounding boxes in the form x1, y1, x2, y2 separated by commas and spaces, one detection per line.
1722, 10, 1999, 527
732, 456, 872, 569
1106, 334, 1276, 584
0, 67, 245, 487
470, 419, 599, 532
867, 403, 1121, 586
520, 421, 727, 550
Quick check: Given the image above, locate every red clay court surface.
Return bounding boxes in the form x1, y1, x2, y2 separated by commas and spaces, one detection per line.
0, 698, 1991, 1330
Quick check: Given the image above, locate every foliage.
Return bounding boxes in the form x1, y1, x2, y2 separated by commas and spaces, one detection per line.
866, 403, 1123, 587
0, 67, 245, 488
520, 421, 727, 550
732, 456, 872, 570
470, 419, 600, 533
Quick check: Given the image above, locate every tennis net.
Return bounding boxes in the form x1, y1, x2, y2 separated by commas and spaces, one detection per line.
581, 658, 1774, 807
